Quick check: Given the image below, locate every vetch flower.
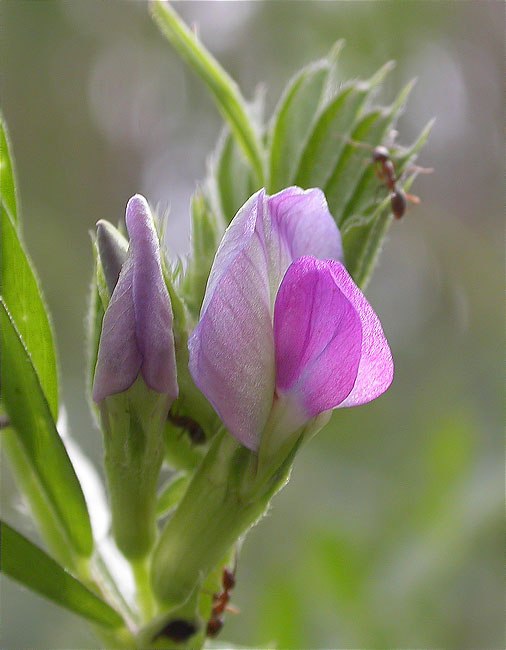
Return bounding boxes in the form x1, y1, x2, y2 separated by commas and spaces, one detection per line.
188, 186, 393, 453
93, 194, 178, 403
92, 194, 178, 559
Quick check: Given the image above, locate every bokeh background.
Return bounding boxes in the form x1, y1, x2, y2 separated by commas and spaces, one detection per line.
1, 1, 503, 648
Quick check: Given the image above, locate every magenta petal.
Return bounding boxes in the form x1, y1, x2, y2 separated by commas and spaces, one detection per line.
323, 260, 394, 407
274, 257, 363, 418
93, 195, 178, 402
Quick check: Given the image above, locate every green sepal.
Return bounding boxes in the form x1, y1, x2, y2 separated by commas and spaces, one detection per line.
162, 263, 221, 446
100, 378, 170, 559
1, 521, 125, 629
157, 473, 190, 517
151, 430, 302, 610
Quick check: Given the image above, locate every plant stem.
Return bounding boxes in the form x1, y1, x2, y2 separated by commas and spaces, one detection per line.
131, 557, 156, 623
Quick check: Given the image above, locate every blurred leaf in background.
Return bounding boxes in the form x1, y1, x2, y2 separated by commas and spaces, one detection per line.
0, 1, 503, 649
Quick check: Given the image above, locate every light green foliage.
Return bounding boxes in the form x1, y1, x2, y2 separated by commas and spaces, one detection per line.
1, 301, 93, 557
1, 521, 123, 628
268, 59, 332, 193
1, 428, 78, 570
214, 130, 256, 226
1, 207, 59, 418
182, 189, 223, 318
153, 5, 431, 297
150, 0, 264, 186
1, 113, 92, 564
0, 112, 18, 223
0, 116, 59, 418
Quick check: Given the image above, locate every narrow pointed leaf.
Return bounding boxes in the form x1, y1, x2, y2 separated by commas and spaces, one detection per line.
342, 119, 434, 286
268, 61, 330, 192
1, 522, 123, 628
325, 79, 416, 227
0, 300, 93, 556
0, 112, 18, 224
2, 428, 77, 570
215, 130, 256, 224
182, 189, 223, 318
1, 208, 59, 419
151, 0, 264, 185
294, 61, 395, 190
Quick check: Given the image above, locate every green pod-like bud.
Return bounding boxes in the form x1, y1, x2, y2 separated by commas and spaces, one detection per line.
100, 379, 170, 558
150, 430, 300, 609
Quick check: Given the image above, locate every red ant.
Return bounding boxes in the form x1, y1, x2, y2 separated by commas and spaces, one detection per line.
206, 564, 238, 638
341, 137, 432, 219
370, 145, 425, 219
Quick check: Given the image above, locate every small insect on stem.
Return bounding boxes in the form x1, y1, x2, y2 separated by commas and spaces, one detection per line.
206, 563, 238, 638
340, 136, 432, 219
370, 145, 429, 219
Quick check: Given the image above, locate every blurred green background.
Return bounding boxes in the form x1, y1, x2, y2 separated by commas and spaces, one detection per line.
1, 1, 503, 648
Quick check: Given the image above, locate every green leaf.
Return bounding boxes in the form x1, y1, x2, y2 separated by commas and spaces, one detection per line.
294, 61, 395, 190
215, 129, 256, 224
151, 0, 265, 185
181, 188, 222, 317
1, 521, 123, 628
268, 60, 331, 192
0, 112, 18, 224
342, 118, 434, 287
325, 79, 417, 227
0, 300, 93, 557
2, 428, 78, 571
1, 208, 59, 419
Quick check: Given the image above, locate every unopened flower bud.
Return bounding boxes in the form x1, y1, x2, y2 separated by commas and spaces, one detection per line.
93, 194, 178, 404
93, 194, 178, 559
96, 219, 128, 295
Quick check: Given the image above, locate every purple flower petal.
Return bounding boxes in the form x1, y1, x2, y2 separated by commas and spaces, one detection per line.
93, 195, 178, 402
267, 186, 343, 263
188, 232, 275, 451
274, 257, 363, 419
190, 187, 345, 449
202, 187, 343, 317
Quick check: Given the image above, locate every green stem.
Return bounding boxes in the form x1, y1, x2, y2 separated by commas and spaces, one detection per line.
131, 557, 157, 623
150, 0, 265, 186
